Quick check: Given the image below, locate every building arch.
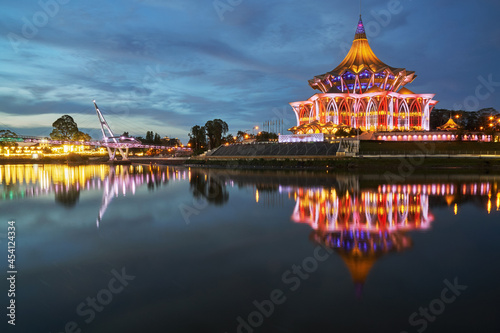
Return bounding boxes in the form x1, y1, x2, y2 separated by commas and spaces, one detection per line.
378, 96, 388, 131
409, 99, 422, 129
398, 100, 410, 130
326, 98, 339, 124
355, 98, 367, 129
298, 105, 312, 125
366, 99, 378, 131
339, 99, 351, 126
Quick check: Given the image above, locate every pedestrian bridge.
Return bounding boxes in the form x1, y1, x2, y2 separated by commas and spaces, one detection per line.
1, 101, 178, 161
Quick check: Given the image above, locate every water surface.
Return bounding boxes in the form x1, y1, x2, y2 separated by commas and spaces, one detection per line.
1, 164, 499, 333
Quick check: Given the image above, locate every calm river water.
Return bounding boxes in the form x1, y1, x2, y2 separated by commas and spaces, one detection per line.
1, 164, 499, 333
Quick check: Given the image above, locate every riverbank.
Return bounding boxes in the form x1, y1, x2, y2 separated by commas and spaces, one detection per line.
0, 156, 110, 165
3, 155, 500, 174
185, 156, 500, 174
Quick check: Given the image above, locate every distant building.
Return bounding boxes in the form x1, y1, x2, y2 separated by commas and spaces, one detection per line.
437, 117, 461, 131
162, 136, 182, 147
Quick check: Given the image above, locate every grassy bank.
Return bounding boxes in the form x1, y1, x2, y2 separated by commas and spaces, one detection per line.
187, 156, 500, 174
360, 141, 500, 154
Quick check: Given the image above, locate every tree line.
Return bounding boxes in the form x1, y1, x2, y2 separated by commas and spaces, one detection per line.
188, 119, 280, 153
48, 115, 181, 146
430, 107, 499, 132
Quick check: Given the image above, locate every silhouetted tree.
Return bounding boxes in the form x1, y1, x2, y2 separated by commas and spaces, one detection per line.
236, 130, 246, 142
55, 186, 80, 207
50, 115, 91, 141
205, 119, 228, 149
0, 130, 19, 147
145, 131, 154, 142
154, 133, 162, 144
256, 131, 279, 142
73, 131, 92, 141
188, 125, 206, 153
190, 171, 229, 206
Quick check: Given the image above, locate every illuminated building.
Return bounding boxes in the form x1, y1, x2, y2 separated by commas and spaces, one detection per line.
437, 116, 461, 131
288, 16, 438, 136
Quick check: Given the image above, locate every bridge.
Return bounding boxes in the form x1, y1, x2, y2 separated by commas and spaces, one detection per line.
0, 101, 184, 161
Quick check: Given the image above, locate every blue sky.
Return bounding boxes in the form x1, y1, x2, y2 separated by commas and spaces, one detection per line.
1, 0, 499, 143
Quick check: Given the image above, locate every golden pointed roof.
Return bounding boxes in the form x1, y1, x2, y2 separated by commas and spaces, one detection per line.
398, 87, 415, 94
308, 16, 416, 93
437, 117, 461, 131
330, 17, 395, 75
340, 253, 377, 285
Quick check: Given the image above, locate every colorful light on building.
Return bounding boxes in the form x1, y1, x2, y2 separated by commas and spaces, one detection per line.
288, 16, 437, 135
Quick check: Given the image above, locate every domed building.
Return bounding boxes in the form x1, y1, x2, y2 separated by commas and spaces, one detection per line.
288, 16, 438, 136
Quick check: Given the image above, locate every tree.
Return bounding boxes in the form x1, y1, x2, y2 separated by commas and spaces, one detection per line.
236, 130, 246, 142
0, 130, 19, 148
205, 119, 228, 149
334, 128, 350, 137
145, 131, 154, 142
50, 115, 91, 141
154, 133, 162, 144
222, 133, 236, 144
256, 131, 278, 142
55, 186, 80, 207
140, 131, 162, 144
73, 131, 92, 141
190, 170, 229, 206
188, 125, 206, 152
0, 129, 17, 137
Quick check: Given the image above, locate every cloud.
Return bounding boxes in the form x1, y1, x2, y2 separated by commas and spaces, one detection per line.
0, 0, 499, 142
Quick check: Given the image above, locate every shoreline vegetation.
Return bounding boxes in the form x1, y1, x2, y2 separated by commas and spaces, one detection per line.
185, 157, 500, 174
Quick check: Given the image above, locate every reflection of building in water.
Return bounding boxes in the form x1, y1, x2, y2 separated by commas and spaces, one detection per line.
312, 229, 412, 298
0, 164, 188, 201
0, 164, 191, 226
292, 187, 433, 231
288, 180, 500, 297
291, 186, 431, 298
255, 185, 285, 207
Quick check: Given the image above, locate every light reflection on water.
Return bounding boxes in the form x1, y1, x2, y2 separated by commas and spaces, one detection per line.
1, 164, 500, 332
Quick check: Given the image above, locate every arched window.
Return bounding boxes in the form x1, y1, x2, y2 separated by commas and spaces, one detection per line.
409, 100, 422, 129
366, 100, 378, 131
398, 101, 409, 130
356, 99, 367, 129
378, 97, 388, 131
326, 98, 339, 125
339, 100, 350, 126
299, 105, 312, 125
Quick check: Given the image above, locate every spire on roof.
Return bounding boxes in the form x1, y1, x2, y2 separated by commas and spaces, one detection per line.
354, 16, 367, 40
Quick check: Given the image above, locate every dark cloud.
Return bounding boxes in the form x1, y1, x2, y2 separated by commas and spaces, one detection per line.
0, 0, 499, 142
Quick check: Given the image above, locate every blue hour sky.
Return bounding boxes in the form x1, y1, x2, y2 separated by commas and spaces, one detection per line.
1, 0, 499, 142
